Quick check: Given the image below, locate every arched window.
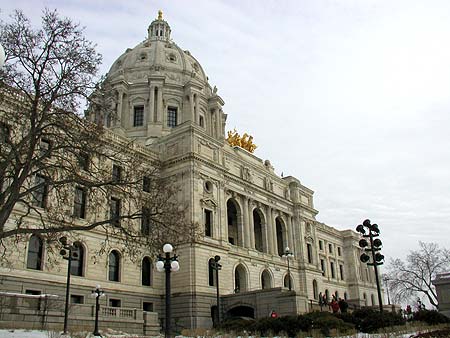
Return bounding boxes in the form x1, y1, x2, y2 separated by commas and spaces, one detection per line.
275, 217, 286, 256
70, 242, 84, 276
108, 250, 120, 282
27, 235, 43, 270
261, 270, 272, 289
283, 274, 293, 289
234, 264, 247, 293
227, 199, 240, 246
363, 293, 367, 306
344, 292, 348, 300
142, 256, 152, 286
253, 209, 264, 252
371, 294, 375, 306
208, 258, 215, 286
313, 280, 318, 300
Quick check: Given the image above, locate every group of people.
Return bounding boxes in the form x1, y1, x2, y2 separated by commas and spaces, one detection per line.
318, 293, 349, 313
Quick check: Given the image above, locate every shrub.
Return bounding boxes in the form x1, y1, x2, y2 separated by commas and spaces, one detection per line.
350, 308, 406, 333
304, 311, 354, 336
411, 309, 450, 325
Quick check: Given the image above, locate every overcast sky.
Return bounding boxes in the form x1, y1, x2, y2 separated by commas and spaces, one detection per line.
2, 0, 449, 263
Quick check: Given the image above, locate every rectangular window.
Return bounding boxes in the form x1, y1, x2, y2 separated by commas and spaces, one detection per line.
167, 107, 177, 127
338, 247, 341, 256
0, 122, 10, 143
339, 264, 344, 280
320, 259, 326, 276
307, 243, 313, 264
133, 106, 144, 127
143, 176, 151, 192
39, 139, 51, 157
328, 243, 333, 254
319, 240, 323, 251
143, 302, 153, 312
204, 209, 212, 237
25, 290, 41, 295
74, 187, 87, 219
330, 262, 335, 278
110, 197, 121, 227
77, 152, 90, 171
32, 175, 48, 208
141, 207, 151, 235
109, 299, 121, 307
70, 295, 84, 304
112, 164, 122, 183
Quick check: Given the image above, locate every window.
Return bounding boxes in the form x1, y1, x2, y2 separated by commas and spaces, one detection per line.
77, 152, 89, 171
141, 207, 151, 235
70, 295, 84, 304
110, 197, 121, 227
108, 250, 120, 281
32, 174, 48, 208
167, 107, 177, 127
39, 139, 51, 157
109, 299, 121, 307
25, 290, 41, 295
73, 187, 87, 219
133, 106, 144, 127
112, 165, 122, 183
319, 240, 323, 250
330, 261, 335, 278
339, 264, 344, 280
143, 302, 153, 312
143, 176, 151, 192
199, 115, 204, 127
307, 243, 313, 264
27, 235, 43, 270
313, 280, 318, 300
328, 243, 333, 254
0, 122, 10, 143
204, 209, 212, 237
70, 242, 84, 277
142, 256, 152, 286
320, 259, 326, 276
338, 247, 341, 256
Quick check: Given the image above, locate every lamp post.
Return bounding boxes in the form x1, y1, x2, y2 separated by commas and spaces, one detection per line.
59, 236, 79, 335
91, 285, 105, 337
356, 219, 384, 312
282, 247, 294, 291
156, 244, 180, 338
209, 255, 222, 325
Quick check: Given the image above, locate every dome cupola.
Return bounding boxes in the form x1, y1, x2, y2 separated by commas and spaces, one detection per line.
148, 10, 171, 41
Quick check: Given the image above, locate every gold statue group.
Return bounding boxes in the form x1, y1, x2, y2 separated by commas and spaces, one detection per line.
226, 129, 257, 153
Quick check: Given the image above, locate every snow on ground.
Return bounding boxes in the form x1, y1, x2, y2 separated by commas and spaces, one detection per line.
0, 330, 419, 338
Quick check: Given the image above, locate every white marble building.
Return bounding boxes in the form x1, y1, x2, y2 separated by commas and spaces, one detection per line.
0, 11, 380, 332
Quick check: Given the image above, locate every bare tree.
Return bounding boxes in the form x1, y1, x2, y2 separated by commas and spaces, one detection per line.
385, 242, 450, 309
0, 9, 195, 259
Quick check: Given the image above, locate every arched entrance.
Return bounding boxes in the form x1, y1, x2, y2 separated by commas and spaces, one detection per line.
226, 305, 255, 319
227, 199, 241, 246
234, 264, 248, 293
253, 209, 265, 252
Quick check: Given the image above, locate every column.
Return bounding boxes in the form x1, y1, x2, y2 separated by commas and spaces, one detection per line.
116, 90, 123, 127
194, 94, 200, 123
249, 200, 255, 249
272, 210, 278, 255
190, 94, 195, 121
286, 215, 295, 255
242, 196, 251, 248
157, 87, 163, 123
265, 206, 274, 254
148, 86, 155, 123
216, 109, 221, 139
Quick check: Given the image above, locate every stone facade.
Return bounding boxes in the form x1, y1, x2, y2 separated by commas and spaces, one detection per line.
0, 12, 380, 333
432, 272, 450, 318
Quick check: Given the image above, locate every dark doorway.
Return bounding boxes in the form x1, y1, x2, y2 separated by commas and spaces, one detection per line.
227, 305, 255, 319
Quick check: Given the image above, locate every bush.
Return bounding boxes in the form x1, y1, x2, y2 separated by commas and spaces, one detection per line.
218, 318, 254, 333
411, 309, 450, 325
350, 308, 406, 333
304, 311, 354, 336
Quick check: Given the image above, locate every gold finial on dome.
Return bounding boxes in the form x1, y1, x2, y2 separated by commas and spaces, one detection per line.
158, 10, 163, 20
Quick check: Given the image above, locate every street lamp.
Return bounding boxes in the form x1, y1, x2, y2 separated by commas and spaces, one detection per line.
156, 244, 180, 338
282, 247, 294, 291
59, 236, 79, 335
209, 255, 222, 325
91, 285, 105, 337
356, 219, 384, 312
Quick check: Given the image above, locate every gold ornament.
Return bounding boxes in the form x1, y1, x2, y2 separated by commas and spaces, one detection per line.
226, 129, 257, 153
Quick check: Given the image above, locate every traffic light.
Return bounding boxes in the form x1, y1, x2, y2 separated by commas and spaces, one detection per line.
373, 238, 382, 248
360, 253, 370, 263
375, 253, 384, 263
359, 239, 368, 248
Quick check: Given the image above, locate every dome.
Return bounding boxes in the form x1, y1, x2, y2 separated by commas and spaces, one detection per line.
90, 10, 226, 145
107, 11, 208, 89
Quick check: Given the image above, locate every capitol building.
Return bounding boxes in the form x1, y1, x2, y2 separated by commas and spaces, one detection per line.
0, 11, 380, 334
